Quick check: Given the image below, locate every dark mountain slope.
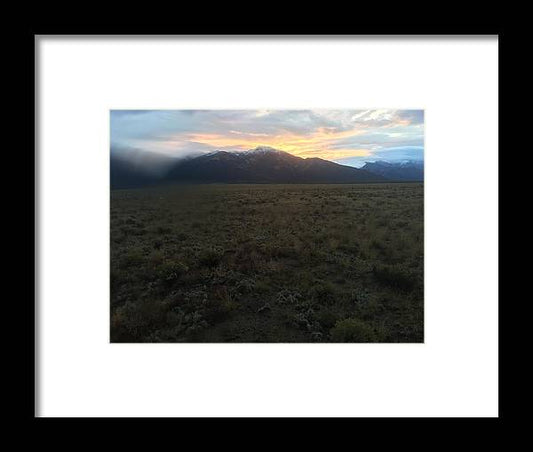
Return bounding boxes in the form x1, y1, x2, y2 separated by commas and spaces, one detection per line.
299, 157, 385, 183
361, 160, 424, 181
165, 147, 387, 184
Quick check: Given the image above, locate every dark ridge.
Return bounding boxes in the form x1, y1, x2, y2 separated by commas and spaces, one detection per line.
361, 160, 424, 181
164, 148, 388, 184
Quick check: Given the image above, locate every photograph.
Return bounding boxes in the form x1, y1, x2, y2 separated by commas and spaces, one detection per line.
110, 109, 424, 343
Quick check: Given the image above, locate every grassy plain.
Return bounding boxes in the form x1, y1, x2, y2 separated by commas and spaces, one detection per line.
110, 183, 423, 342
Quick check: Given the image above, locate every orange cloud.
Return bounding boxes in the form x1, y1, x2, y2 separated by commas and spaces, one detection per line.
182, 128, 367, 160
292, 148, 372, 160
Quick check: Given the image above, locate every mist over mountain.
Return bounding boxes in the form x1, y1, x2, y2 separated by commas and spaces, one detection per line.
110, 147, 179, 189
110, 147, 423, 188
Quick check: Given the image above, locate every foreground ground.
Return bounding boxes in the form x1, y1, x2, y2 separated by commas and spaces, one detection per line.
111, 183, 423, 342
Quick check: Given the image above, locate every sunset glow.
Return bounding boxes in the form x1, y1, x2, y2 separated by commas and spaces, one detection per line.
111, 109, 424, 167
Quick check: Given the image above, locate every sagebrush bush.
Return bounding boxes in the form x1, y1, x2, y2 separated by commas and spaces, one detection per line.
157, 261, 189, 282
316, 309, 338, 329
198, 249, 223, 268
121, 249, 144, 268
312, 281, 336, 304
372, 264, 416, 292
330, 318, 378, 342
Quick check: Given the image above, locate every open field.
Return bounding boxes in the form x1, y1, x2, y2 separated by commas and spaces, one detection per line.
111, 183, 423, 342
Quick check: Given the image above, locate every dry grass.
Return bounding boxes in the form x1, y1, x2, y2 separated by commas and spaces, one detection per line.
110, 183, 423, 342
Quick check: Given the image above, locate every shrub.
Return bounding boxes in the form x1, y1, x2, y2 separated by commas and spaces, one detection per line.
316, 310, 338, 329
203, 297, 238, 324
156, 226, 172, 234
370, 239, 385, 251
121, 250, 144, 268
214, 286, 240, 313
176, 232, 189, 241
312, 281, 336, 304
157, 261, 189, 283
373, 264, 416, 292
198, 249, 223, 268
235, 250, 262, 274
111, 298, 169, 342
330, 318, 378, 342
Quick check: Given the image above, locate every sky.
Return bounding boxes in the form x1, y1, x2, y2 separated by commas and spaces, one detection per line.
111, 109, 424, 167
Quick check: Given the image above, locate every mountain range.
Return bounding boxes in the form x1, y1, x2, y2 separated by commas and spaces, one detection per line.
360, 160, 424, 181
111, 146, 423, 189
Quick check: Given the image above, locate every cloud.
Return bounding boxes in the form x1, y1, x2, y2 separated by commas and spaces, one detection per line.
334, 146, 424, 168
110, 109, 424, 165
396, 110, 424, 125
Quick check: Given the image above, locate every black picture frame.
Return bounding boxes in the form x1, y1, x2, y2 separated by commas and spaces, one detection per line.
29, 27, 504, 424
